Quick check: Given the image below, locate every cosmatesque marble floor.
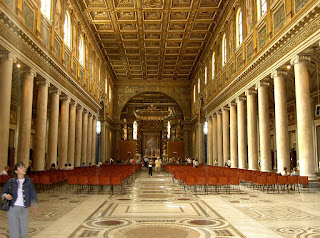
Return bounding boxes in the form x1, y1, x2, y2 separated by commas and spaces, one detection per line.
0, 169, 320, 238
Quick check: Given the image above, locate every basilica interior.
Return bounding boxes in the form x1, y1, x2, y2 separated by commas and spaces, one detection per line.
0, 0, 320, 237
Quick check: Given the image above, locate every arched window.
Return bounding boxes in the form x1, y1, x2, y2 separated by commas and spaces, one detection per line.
64, 11, 71, 47
167, 121, 171, 139
204, 65, 207, 85
236, 8, 243, 47
222, 33, 227, 66
79, 35, 84, 65
212, 52, 215, 80
193, 85, 196, 102
204, 121, 208, 135
133, 121, 138, 140
257, 0, 267, 20
198, 77, 200, 93
40, 0, 51, 20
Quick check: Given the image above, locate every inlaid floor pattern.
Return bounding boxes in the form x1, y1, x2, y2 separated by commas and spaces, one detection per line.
0, 169, 320, 238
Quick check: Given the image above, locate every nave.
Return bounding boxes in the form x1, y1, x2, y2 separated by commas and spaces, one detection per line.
1, 169, 320, 238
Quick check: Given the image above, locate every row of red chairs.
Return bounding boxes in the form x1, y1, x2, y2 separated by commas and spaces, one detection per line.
165, 165, 309, 194
67, 175, 123, 193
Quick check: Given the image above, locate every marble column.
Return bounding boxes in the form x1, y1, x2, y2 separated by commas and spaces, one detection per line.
291, 55, 315, 178
257, 81, 272, 172
67, 101, 76, 166
222, 107, 230, 165
207, 117, 212, 165
33, 79, 50, 171
217, 111, 223, 166
198, 122, 204, 163
230, 102, 238, 168
212, 115, 218, 165
271, 70, 290, 173
74, 105, 83, 166
237, 96, 247, 169
81, 110, 88, 164
0, 53, 16, 169
17, 69, 36, 166
246, 89, 259, 170
100, 122, 106, 163
47, 88, 60, 169
58, 95, 70, 168
87, 114, 93, 164
91, 116, 97, 165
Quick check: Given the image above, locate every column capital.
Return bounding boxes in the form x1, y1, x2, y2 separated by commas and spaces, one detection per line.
36, 78, 50, 87
49, 88, 61, 95
88, 113, 93, 118
236, 96, 246, 103
69, 100, 77, 106
229, 102, 237, 107
271, 70, 287, 79
290, 55, 311, 65
0, 52, 17, 62
60, 95, 70, 102
256, 80, 269, 89
245, 89, 257, 96
222, 106, 230, 111
76, 104, 83, 111
22, 68, 37, 78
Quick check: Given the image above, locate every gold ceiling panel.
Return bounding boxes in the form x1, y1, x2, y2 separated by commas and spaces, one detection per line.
79, 0, 225, 81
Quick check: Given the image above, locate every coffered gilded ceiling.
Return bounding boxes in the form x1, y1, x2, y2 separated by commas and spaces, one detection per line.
77, 0, 225, 81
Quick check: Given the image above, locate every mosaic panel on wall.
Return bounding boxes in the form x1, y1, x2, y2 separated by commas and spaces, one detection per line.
73, 60, 77, 76
237, 52, 243, 70
246, 41, 253, 61
295, 0, 309, 12
229, 63, 233, 80
258, 25, 267, 49
222, 71, 227, 86
54, 38, 61, 60
41, 19, 50, 48
274, 5, 285, 34
65, 52, 70, 70
22, 1, 34, 31
4, 0, 14, 11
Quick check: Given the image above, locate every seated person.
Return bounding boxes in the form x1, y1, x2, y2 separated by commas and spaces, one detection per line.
290, 167, 299, 176
0, 166, 9, 175
49, 163, 57, 170
281, 167, 290, 176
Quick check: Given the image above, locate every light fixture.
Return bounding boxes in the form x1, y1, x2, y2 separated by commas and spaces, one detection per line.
286, 65, 291, 70
16, 64, 21, 68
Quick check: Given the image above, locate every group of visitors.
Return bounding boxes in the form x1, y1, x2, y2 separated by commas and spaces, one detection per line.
281, 167, 299, 176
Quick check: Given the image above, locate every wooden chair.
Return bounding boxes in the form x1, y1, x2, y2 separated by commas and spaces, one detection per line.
298, 176, 309, 191
207, 176, 218, 193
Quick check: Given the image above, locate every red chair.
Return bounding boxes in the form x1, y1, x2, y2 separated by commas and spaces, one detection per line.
298, 176, 309, 191
184, 176, 196, 193
99, 176, 111, 192
67, 176, 78, 193
39, 175, 52, 191
218, 177, 229, 193
229, 176, 240, 193
196, 176, 207, 193
267, 175, 278, 193
207, 176, 218, 193
256, 175, 267, 192
88, 176, 100, 193
110, 176, 122, 193
77, 176, 89, 193
277, 176, 288, 193
287, 176, 299, 192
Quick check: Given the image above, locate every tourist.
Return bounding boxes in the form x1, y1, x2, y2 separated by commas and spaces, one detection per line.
1, 162, 38, 238
281, 167, 290, 176
49, 163, 57, 170
0, 166, 9, 175
148, 160, 153, 176
155, 158, 162, 173
291, 167, 299, 176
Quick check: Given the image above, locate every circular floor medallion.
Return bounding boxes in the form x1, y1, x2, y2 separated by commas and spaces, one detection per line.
111, 224, 200, 238
188, 220, 214, 225
96, 220, 123, 226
